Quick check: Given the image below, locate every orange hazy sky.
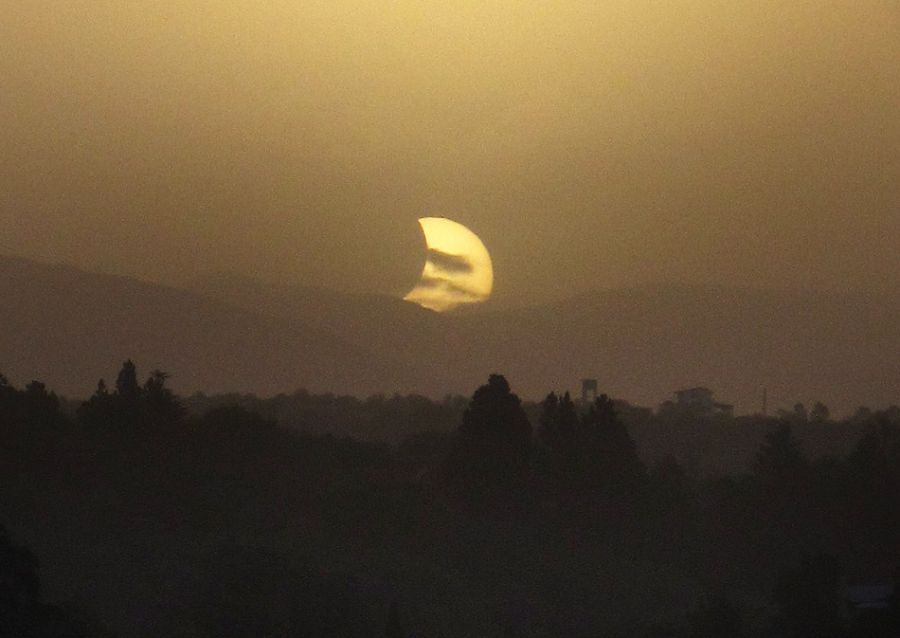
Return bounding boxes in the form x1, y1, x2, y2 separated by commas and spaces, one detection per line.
2, 1, 898, 304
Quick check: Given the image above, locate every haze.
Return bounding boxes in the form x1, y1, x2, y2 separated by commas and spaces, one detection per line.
2, 1, 898, 305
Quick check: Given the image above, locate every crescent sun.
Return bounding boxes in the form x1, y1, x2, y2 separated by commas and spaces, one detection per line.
403, 217, 494, 312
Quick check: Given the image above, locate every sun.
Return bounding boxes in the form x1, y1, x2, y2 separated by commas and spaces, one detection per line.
404, 217, 494, 312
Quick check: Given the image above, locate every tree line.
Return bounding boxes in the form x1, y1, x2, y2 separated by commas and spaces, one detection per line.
1, 362, 899, 637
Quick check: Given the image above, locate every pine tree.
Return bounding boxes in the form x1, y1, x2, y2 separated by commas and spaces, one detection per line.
385, 600, 404, 638
578, 394, 644, 496
447, 374, 532, 510
754, 424, 806, 487
538, 391, 559, 449
115, 359, 140, 406
144, 370, 185, 424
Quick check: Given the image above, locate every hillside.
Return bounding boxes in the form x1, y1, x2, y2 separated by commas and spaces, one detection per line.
3, 257, 897, 413
194, 273, 900, 415
0, 256, 442, 398
450, 285, 900, 415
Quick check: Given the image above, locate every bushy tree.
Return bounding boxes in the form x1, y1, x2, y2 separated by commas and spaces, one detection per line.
846, 418, 900, 532
810, 402, 830, 424
144, 369, 185, 423
446, 374, 532, 510
577, 394, 645, 496
538, 391, 559, 447
540, 391, 644, 499
115, 359, 140, 407
0, 525, 93, 637
537, 391, 577, 453
22, 382, 61, 428
773, 553, 845, 638
385, 600, 405, 638
0, 525, 41, 636
754, 424, 806, 488
0, 376, 64, 431
687, 596, 743, 638
779, 403, 809, 423
78, 361, 183, 429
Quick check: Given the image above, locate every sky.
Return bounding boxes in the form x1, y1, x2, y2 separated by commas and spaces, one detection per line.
2, 1, 898, 307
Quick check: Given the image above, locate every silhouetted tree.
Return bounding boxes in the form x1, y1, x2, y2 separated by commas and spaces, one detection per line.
538, 391, 559, 447
846, 418, 900, 534
773, 553, 846, 638
11, 364, 900, 637
687, 596, 743, 638
538, 391, 577, 452
22, 381, 61, 429
577, 394, 644, 496
143, 369, 184, 424
849, 419, 900, 473
810, 402, 831, 424
77, 362, 184, 430
779, 403, 809, 423
646, 455, 696, 549
564, 393, 581, 437
889, 567, 900, 634
537, 391, 645, 513
76, 379, 113, 428
0, 525, 41, 636
754, 424, 806, 488
0, 525, 92, 638
447, 374, 532, 510
385, 600, 405, 638
115, 360, 140, 406
0, 376, 63, 431
79, 360, 144, 427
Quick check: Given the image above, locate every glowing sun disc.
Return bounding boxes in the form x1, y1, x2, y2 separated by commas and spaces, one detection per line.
404, 217, 493, 312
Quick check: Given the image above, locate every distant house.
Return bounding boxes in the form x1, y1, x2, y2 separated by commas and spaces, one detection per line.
671, 387, 734, 417
843, 583, 896, 631
844, 583, 894, 612
581, 378, 598, 404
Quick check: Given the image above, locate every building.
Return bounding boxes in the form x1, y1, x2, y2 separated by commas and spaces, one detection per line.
672, 387, 734, 417
581, 378, 598, 404
843, 582, 896, 631
844, 583, 894, 612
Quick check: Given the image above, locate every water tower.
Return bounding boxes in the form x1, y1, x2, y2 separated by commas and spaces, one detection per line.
581, 378, 598, 404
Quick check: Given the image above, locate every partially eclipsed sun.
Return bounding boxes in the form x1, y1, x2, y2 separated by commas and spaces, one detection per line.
404, 217, 493, 312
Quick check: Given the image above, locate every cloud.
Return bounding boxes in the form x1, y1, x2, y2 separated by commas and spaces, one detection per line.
416, 276, 445, 289
427, 249, 473, 274
416, 274, 481, 298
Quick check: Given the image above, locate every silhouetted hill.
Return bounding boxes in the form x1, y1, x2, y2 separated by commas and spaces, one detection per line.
0, 256, 442, 398
192, 273, 900, 415
3, 258, 896, 412
190, 271, 445, 360
453, 285, 900, 415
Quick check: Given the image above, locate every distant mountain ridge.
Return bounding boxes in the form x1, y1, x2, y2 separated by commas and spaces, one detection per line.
454, 283, 900, 415
193, 271, 900, 416
0, 256, 444, 399
2, 255, 898, 415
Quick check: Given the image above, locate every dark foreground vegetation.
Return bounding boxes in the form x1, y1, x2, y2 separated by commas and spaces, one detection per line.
2, 363, 899, 637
